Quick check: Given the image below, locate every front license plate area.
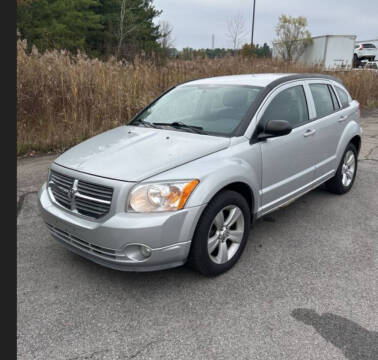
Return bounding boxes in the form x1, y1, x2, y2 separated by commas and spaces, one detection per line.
50, 218, 82, 238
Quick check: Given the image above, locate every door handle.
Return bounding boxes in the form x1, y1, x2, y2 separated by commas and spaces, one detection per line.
338, 115, 348, 122
304, 129, 316, 137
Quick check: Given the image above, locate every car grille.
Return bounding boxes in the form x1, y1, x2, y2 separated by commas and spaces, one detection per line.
48, 170, 113, 219
46, 223, 118, 260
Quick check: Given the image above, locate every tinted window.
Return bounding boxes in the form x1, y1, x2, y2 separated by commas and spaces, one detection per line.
362, 43, 376, 49
261, 86, 309, 128
310, 84, 334, 118
328, 85, 340, 110
335, 86, 350, 108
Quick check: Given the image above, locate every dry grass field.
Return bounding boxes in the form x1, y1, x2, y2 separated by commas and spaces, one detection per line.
17, 39, 378, 155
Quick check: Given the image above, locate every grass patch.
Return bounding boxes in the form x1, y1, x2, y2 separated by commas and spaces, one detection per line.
17, 40, 378, 156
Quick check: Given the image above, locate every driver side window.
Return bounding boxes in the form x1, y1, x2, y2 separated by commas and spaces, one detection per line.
261, 85, 309, 128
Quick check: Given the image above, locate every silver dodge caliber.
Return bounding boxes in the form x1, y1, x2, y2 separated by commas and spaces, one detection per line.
39, 73, 362, 276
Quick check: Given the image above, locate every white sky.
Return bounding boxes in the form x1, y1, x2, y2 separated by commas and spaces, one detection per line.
154, 0, 378, 49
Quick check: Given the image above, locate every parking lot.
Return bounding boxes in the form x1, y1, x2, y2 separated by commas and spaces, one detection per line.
17, 110, 378, 360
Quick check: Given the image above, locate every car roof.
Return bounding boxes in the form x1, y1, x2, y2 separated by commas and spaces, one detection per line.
185, 73, 292, 87
182, 73, 342, 88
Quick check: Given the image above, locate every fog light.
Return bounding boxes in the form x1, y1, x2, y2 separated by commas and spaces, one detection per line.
124, 244, 152, 261
140, 245, 152, 258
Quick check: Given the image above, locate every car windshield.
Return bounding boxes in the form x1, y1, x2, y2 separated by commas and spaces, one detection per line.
130, 84, 263, 136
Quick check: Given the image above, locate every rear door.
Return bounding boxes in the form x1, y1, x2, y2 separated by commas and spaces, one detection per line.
257, 81, 318, 215
306, 81, 351, 180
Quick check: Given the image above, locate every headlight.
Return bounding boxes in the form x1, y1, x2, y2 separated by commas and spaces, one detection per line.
128, 180, 199, 212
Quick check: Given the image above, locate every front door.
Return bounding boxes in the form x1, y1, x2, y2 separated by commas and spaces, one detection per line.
257, 82, 318, 215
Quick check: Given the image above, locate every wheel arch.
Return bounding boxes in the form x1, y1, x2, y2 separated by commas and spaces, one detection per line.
219, 182, 255, 220
350, 135, 361, 155
195, 181, 256, 223
335, 121, 362, 165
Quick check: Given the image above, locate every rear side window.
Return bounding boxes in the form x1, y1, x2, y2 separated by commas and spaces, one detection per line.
309, 84, 334, 118
328, 86, 340, 110
261, 85, 309, 128
335, 86, 350, 108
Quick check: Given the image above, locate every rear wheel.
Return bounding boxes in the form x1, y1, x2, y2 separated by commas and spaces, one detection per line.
188, 190, 250, 276
325, 143, 357, 194
353, 54, 360, 68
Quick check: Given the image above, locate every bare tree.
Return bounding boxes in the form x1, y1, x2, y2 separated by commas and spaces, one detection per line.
274, 15, 312, 62
226, 14, 247, 50
116, 0, 138, 59
159, 20, 174, 49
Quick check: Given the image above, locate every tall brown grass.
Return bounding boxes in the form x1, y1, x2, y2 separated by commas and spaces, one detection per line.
17, 39, 378, 155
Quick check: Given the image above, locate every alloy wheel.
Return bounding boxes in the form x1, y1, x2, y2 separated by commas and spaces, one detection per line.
207, 205, 245, 264
341, 150, 356, 187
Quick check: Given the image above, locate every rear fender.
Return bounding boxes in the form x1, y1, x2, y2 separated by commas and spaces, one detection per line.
335, 117, 362, 165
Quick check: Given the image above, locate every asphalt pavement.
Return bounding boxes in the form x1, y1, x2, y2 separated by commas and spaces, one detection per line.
17, 110, 378, 360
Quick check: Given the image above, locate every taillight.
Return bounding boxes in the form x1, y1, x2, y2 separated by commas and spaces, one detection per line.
359, 44, 364, 50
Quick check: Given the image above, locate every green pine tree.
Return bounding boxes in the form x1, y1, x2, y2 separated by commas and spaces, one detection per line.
17, 0, 103, 53
17, 0, 162, 59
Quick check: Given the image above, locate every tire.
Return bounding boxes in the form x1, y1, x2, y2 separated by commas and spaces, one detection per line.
188, 190, 251, 276
353, 54, 359, 68
325, 143, 358, 194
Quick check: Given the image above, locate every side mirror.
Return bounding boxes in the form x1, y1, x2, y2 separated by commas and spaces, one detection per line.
258, 120, 292, 140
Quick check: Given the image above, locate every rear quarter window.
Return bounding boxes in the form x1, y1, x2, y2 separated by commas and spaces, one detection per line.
335, 86, 350, 108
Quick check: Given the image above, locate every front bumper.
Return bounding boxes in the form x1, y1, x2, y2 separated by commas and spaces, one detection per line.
38, 182, 206, 271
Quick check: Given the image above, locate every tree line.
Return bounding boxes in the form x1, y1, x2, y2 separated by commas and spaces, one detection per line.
17, 1, 308, 62
17, 0, 162, 60
176, 44, 272, 60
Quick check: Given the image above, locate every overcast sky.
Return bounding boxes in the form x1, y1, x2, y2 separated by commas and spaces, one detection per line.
153, 0, 378, 49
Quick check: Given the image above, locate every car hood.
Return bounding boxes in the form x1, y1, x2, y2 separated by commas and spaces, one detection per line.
54, 126, 230, 182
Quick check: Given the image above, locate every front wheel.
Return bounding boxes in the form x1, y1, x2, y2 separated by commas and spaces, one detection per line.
188, 190, 250, 276
325, 143, 358, 194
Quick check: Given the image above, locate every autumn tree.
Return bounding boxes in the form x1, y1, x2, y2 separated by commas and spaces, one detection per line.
240, 43, 272, 57
274, 15, 312, 61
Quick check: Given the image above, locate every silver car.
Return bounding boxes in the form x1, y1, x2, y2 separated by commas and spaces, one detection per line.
39, 73, 362, 276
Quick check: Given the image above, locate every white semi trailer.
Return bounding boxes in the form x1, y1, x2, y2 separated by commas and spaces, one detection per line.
273, 35, 356, 69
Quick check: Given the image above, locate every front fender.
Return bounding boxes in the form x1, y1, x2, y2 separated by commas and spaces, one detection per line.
146, 141, 262, 214
186, 159, 260, 212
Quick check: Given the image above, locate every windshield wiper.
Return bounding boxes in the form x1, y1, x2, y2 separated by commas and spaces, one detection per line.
152, 121, 207, 134
132, 119, 160, 129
